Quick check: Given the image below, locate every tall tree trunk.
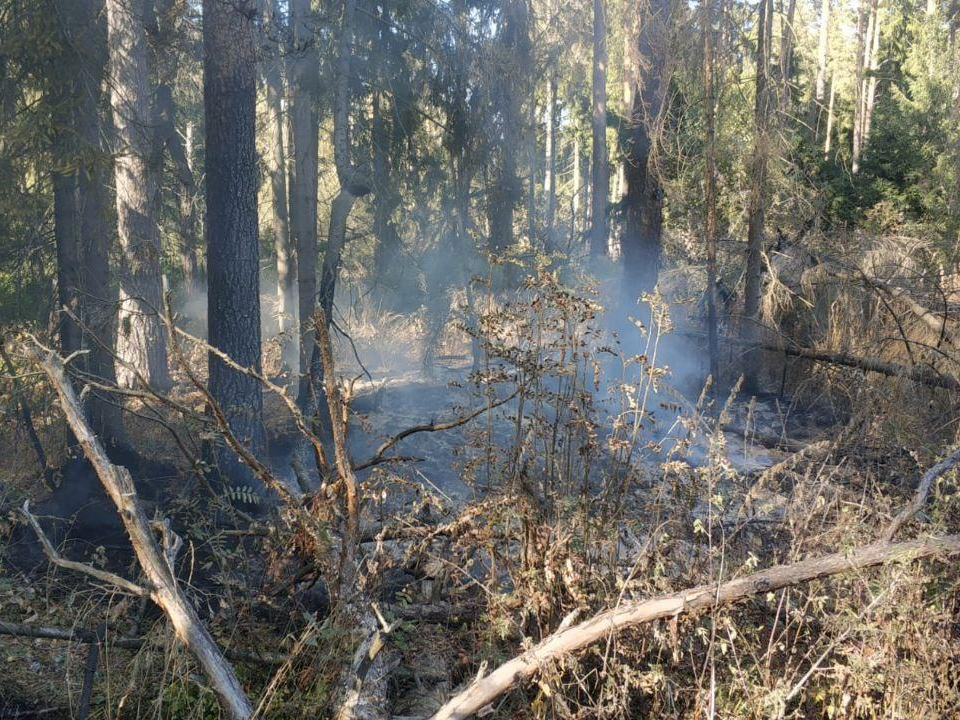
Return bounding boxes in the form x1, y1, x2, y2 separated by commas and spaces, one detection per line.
262, 0, 296, 371
589, 0, 609, 258
741, 0, 772, 395
852, 0, 875, 175
862, 0, 881, 158
779, 0, 797, 108
76, 0, 124, 443
289, 0, 322, 406
486, 0, 528, 263
106, 0, 171, 390
543, 72, 558, 243
823, 76, 836, 160
813, 0, 830, 133
304, 0, 372, 409
619, 0, 670, 303
371, 91, 403, 299
572, 132, 583, 245
149, 0, 200, 294
203, 0, 266, 488
703, 0, 720, 395
371, 3, 404, 302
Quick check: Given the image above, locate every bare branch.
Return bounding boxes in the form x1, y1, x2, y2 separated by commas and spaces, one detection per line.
431, 533, 960, 720
21, 500, 150, 597
24, 336, 255, 720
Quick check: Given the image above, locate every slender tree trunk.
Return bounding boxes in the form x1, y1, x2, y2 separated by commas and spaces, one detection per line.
572, 132, 582, 245
289, 0, 322, 406
823, 76, 836, 160
106, 0, 171, 390
305, 0, 372, 408
780, 0, 797, 108
203, 0, 266, 488
262, 0, 296, 371
486, 0, 528, 263
175, 121, 200, 291
150, 0, 199, 294
862, 0, 881, 158
543, 72, 558, 243
619, 0, 670, 302
852, 0, 874, 175
741, 0, 772, 395
703, 0, 720, 395
589, 0, 609, 258
371, 91, 403, 298
813, 0, 830, 133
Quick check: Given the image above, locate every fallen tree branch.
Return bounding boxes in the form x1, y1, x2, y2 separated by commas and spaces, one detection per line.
430, 533, 960, 720
884, 444, 960, 541
20, 500, 150, 597
25, 338, 255, 720
0, 621, 288, 665
681, 331, 960, 390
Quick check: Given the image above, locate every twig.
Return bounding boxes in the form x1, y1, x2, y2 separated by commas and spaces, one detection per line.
354, 386, 521, 471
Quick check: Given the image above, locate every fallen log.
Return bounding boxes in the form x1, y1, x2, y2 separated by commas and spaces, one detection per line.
25, 338, 255, 720
430, 532, 960, 720
680, 331, 960, 390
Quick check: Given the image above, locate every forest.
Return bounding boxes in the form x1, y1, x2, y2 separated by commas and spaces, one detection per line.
2, 0, 960, 717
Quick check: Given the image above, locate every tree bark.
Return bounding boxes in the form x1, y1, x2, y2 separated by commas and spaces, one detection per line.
262, 0, 296, 371
203, 0, 266, 488
741, 0, 772, 395
430, 532, 960, 720
619, 0, 670, 300
51, 0, 124, 444
589, 0, 609, 258
106, 0, 171, 390
289, 0, 322, 405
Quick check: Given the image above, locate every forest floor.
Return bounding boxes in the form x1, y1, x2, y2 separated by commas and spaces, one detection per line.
1, 291, 957, 719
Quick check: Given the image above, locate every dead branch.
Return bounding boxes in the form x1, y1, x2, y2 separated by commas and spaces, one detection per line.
430, 533, 960, 720
0, 620, 289, 665
315, 309, 360, 583
354, 386, 522, 472
314, 309, 390, 720
682, 331, 960, 390
0, 341, 49, 482
167, 311, 330, 474
20, 500, 150, 596
884, 444, 960, 541
24, 338, 254, 720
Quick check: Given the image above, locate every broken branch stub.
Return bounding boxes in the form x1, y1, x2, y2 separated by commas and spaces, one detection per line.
25, 338, 254, 720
